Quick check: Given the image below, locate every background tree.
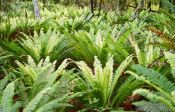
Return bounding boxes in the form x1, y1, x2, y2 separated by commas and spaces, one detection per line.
33, 0, 41, 19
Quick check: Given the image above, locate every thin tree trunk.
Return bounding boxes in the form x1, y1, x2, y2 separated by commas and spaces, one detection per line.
159, 1, 162, 9
90, 0, 94, 13
147, 1, 151, 9
33, 0, 41, 19
173, 0, 175, 5
94, 0, 97, 8
147, 1, 151, 11
98, 0, 102, 16
0, 0, 1, 6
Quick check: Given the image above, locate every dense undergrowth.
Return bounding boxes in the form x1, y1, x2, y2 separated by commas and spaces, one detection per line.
0, 1, 175, 112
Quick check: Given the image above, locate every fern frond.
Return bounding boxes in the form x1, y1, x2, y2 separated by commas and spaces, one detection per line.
0, 81, 20, 112
11, 101, 22, 112
94, 56, 103, 85
46, 58, 70, 87
19, 28, 65, 63
76, 61, 95, 87
133, 100, 171, 112
112, 76, 143, 106
102, 56, 113, 104
145, 36, 154, 65
24, 87, 52, 112
35, 95, 71, 112
36, 102, 72, 112
133, 89, 175, 111
109, 54, 133, 100
76, 55, 135, 108
131, 64, 175, 93
126, 69, 175, 110
129, 36, 144, 64
0, 75, 9, 92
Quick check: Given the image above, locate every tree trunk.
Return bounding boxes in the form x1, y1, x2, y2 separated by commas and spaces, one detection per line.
173, 0, 175, 5
98, 0, 102, 16
33, 0, 41, 19
147, 1, 151, 12
94, 0, 97, 8
147, 1, 151, 9
159, 1, 162, 9
90, 0, 94, 13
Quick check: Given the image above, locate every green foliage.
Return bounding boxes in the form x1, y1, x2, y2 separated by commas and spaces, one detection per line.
67, 29, 130, 66
133, 100, 171, 112
15, 55, 70, 92
126, 64, 175, 111
8, 56, 80, 111
164, 52, 175, 79
0, 81, 21, 112
24, 87, 52, 112
0, 17, 37, 39
161, 0, 175, 13
0, 28, 69, 65
131, 64, 175, 92
150, 11, 175, 50
125, 19, 162, 66
1, 1, 175, 111
20, 29, 68, 63
75, 55, 142, 110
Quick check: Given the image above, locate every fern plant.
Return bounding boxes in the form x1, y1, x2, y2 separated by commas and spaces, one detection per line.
0, 76, 79, 112
0, 17, 37, 39
19, 28, 69, 63
149, 10, 175, 50
67, 30, 130, 67
0, 29, 69, 64
9, 56, 81, 111
75, 55, 143, 110
123, 18, 162, 67
14, 55, 70, 95
125, 56, 175, 111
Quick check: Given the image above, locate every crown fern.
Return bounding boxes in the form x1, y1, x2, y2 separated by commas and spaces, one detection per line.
126, 64, 175, 111
76, 55, 142, 110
